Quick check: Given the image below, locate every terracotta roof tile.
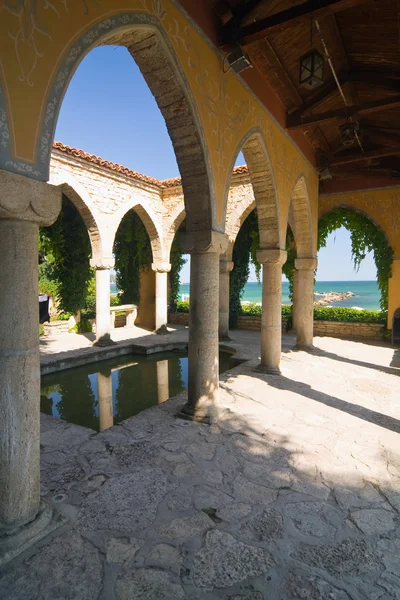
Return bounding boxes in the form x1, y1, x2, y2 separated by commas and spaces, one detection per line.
52, 141, 248, 187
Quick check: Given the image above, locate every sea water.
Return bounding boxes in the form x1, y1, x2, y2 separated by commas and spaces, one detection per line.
179, 280, 381, 311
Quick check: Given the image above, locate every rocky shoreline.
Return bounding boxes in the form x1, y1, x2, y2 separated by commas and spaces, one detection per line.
314, 291, 355, 306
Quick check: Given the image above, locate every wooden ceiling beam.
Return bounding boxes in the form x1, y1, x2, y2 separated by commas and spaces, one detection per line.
287, 95, 400, 129
288, 74, 347, 118
221, 0, 372, 46
326, 146, 400, 166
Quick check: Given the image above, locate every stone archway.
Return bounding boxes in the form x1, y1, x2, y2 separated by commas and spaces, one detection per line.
38, 16, 214, 234
288, 174, 314, 258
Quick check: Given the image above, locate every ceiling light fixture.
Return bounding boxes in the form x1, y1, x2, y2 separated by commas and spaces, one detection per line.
225, 43, 252, 74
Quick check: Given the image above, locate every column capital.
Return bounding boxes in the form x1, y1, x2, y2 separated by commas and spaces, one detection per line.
181, 231, 229, 255
0, 169, 61, 226
220, 259, 234, 273
152, 262, 171, 273
295, 257, 318, 271
256, 248, 287, 265
90, 256, 115, 270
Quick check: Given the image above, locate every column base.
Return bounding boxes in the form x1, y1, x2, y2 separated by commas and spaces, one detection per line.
255, 363, 282, 375
155, 325, 170, 335
176, 402, 214, 424
93, 334, 117, 347
0, 500, 66, 567
294, 343, 314, 352
219, 333, 232, 342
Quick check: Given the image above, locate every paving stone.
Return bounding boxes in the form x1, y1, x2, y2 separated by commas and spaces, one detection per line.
228, 593, 263, 600
377, 571, 400, 600
115, 568, 185, 600
79, 468, 177, 532
232, 475, 277, 505
350, 508, 396, 535
237, 508, 284, 543
192, 529, 274, 592
186, 441, 217, 460
0, 532, 102, 600
112, 441, 161, 469
291, 477, 331, 500
280, 571, 351, 599
106, 537, 142, 564
162, 441, 181, 452
193, 485, 234, 510
285, 501, 337, 538
334, 484, 387, 511
378, 539, 400, 578
174, 461, 203, 478
166, 488, 193, 511
147, 543, 182, 575
205, 470, 224, 484
158, 512, 215, 539
243, 461, 292, 488
294, 538, 381, 579
217, 502, 253, 522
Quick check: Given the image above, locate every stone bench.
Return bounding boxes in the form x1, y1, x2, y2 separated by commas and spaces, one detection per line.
110, 304, 137, 328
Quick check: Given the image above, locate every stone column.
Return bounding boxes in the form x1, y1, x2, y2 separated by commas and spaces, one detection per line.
97, 371, 114, 432
90, 257, 115, 346
219, 259, 234, 340
152, 262, 171, 334
256, 249, 287, 374
293, 258, 318, 349
0, 169, 61, 565
178, 232, 228, 423
156, 360, 169, 403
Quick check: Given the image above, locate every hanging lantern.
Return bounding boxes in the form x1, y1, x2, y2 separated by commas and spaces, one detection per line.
299, 49, 324, 89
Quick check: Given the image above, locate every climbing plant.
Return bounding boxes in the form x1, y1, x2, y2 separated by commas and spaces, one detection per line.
39, 195, 92, 315
318, 208, 393, 311
113, 210, 152, 304
169, 229, 187, 311
282, 227, 296, 300
230, 209, 260, 327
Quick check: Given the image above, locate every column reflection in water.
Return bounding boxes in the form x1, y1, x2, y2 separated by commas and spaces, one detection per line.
97, 371, 114, 431
156, 360, 169, 404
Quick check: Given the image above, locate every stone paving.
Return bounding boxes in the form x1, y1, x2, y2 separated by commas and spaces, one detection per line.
2, 328, 400, 599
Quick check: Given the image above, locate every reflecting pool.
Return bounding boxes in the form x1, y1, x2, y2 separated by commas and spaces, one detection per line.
40, 351, 238, 431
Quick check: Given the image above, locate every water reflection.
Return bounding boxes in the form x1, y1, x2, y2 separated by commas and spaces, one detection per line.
41, 351, 236, 431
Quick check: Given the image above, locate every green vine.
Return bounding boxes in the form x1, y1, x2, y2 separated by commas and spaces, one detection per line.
113, 210, 152, 305
318, 208, 393, 311
230, 210, 260, 327
39, 195, 92, 315
169, 232, 187, 311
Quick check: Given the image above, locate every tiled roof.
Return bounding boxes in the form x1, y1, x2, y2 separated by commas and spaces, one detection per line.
52, 141, 249, 187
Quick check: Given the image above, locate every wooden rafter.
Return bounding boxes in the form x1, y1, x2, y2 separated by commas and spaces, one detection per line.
221, 0, 372, 46
326, 146, 400, 166
287, 95, 400, 129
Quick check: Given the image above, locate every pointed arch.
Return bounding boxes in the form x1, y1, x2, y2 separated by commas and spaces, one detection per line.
48, 171, 102, 259
35, 15, 214, 231
111, 200, 164, 264
165, 206, 186, 262
288, 174, 314, 258
224, 128, 281, 252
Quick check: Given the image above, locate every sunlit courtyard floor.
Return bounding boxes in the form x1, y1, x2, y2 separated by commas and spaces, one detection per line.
2, 327, 400, 599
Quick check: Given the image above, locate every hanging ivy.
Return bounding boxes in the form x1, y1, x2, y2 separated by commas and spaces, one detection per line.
39, 195, 92, 315
318, 208, 393, 311
230, 209, 260, 327
282, 227, 296, 300
113, 210, 152, 305
169, 228, 187, 311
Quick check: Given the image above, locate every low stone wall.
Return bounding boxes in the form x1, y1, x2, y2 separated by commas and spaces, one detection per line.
169, 313, 189, 326
168, 313, 385, 341
236, 315, 289, 333
313, 320, 384, 340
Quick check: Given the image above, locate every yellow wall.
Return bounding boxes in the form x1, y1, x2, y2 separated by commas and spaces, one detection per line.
0, 0, 318, 238
137, 268, 155, 330
319, 187, 400, 327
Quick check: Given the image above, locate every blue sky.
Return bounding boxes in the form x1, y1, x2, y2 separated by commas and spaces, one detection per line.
56, 46, 377, 282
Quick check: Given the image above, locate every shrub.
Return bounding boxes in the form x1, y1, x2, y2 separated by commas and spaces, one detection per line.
110, 295, 121, 307
313, 306, 386, 324
176, 300, 190, 313
69, 319, 93, 334
39, 324, 45, 337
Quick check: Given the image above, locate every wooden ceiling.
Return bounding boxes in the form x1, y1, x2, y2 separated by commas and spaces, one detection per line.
209, 0, 400, 187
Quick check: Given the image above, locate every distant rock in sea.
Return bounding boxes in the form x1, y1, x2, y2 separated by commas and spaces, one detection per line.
314, 291, 355, 306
